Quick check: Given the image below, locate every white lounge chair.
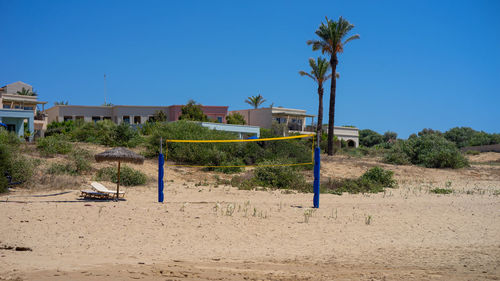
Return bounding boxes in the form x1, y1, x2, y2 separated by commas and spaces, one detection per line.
80, 189, 112, 200
91, 182, 125, 198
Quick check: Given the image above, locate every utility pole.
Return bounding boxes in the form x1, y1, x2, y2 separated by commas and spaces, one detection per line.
104, 74, 107, 105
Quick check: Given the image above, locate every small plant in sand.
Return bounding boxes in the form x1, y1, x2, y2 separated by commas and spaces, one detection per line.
430, 188, 453, 194
179, 202, 188, 212
225, 203, 235, 216
304, 209, 315, 223
328, 208, 338, 220
365, 214, 372, 225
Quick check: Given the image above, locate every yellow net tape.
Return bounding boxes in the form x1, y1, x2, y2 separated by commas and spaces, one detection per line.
164, 134, 315, 168
165, 134, 315, 143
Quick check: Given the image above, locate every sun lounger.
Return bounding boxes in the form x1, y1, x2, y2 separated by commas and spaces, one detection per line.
80, 189, 112, 199
91, 182, 125, 198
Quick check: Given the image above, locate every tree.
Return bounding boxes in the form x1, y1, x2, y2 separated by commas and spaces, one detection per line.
54, 101, 69, 105
359, 129, 383, 147
383, 131, 398, 143
308, 16, 360, 155
152, 110, 167, 122
418, 128, 442, 137
299, 57, 335, 143
16, 87, 37, 96
245, 94, 266, 109
226, 112, 246, 125
178, 100, 208, 121
443, 127, 477, 148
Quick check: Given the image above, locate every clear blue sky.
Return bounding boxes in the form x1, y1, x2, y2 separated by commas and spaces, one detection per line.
1, 0, 499, 138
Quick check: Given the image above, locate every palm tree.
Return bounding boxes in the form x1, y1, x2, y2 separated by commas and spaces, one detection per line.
245, 94, 266, 109
307, 16, 359, 155
299, 57, 335, 144
16, 87, 37, 96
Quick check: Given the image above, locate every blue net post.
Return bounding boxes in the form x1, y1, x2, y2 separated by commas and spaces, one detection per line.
313, 147, 320, 208
158, 153, 164, 203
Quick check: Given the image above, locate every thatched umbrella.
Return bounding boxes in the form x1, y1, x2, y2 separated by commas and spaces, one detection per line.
94, 147, 144, 199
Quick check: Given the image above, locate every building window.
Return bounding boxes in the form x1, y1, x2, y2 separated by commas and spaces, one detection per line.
3, 104, 10, 109
122, 116, 130, 124
134, 116, 141, 124
92, 116, 101, 123
148, 116, 154, 122
24, 106, 33, 110
64, 116, 73, 121
103, 116, 111, 120
14, 105, 20, 109
217, 116, 223, 123
75, 116, 84, 120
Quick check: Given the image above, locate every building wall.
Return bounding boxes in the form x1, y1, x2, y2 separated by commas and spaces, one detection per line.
112, 106, 168, 124
229, 108, 273, 128
168, 105, 228, 123
46, 105, 228, 124
3, 81, 33, 94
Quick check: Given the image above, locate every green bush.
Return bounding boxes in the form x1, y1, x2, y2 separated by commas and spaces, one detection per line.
430, 188, 452, 194
359, 129, 384, 147
46, 149, 93, 175
253, 160, 308, 190
361, 166, 396, 188
226, 112, 246, 125
37, 135, 73, 156
322, 166, 397, 194
384, 135, 468, 169
465, 150, 480, 155
1, 130, 36, 191
383, 140, 412, 165
96, 166, 147, 186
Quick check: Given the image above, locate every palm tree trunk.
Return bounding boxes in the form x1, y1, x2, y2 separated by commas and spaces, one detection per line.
327, 54, 338, 155
317, 84, 323, 148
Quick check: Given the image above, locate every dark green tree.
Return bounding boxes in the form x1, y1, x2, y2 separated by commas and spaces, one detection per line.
152, 110, 167, 122
178, 100, 208, 121
383, 131, 398, 142
359, 129, 384, 147
226, 112, 246, 125
308, 16, 360, 155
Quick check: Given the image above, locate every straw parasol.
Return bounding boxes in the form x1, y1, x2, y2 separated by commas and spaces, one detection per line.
94, 147, 144, 199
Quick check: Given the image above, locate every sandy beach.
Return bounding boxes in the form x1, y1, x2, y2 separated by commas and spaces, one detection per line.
1, 152, 499, 280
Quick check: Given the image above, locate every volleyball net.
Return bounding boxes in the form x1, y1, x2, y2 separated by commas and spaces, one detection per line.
158, 133, 321, 207
163, 134, 315, 168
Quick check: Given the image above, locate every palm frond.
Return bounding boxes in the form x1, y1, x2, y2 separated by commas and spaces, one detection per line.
343, 34, 360, 46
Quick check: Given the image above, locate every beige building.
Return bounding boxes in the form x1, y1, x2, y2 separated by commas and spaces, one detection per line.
0, 81, 48, 138
46, 105, 169, 124
45, 104, 228, 125
230, 107, 359, 147
230, 107, 314, 132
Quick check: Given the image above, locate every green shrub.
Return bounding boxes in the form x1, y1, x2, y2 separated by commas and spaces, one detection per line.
96, 166, 147, 186
466, 150, 480, 155
47, 163, 73, 175
384, 135, 468, 169
226, 112, 246, 125
322, 166, 397, 194
430, 188, 452, 194
359, 129, 384, 147
45, 120, 75, 137
383, 140, 412, 165
46, 149, 93, 175
253, 160, 310, 191
361, 166, 397, 188
37, 135, 73, 156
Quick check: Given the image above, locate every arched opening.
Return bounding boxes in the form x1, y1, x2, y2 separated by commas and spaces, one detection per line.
347, 140, 355, 147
